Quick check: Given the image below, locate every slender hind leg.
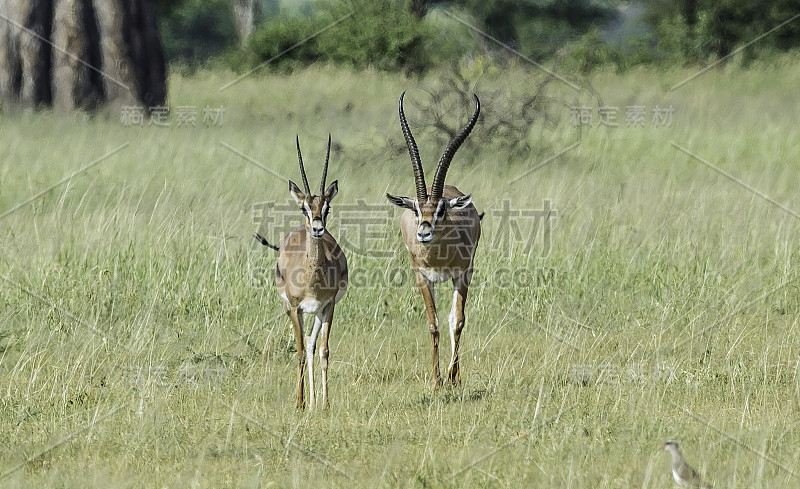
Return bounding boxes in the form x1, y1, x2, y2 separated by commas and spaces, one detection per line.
319, 303, 334, 409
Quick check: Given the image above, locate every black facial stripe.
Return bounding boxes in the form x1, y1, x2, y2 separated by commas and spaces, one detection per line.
435, 201, 446, 221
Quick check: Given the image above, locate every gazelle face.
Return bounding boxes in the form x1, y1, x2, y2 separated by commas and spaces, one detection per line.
386, 194, 472, 244
290, 180, 338, 240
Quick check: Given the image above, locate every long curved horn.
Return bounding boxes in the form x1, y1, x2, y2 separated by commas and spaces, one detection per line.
431, 94, 480, 200
399, 92, 427, 201
320, 133, 331, 194
296, 135, 310, 195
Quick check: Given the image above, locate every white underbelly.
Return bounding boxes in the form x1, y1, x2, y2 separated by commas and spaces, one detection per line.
299, 297, 324, 314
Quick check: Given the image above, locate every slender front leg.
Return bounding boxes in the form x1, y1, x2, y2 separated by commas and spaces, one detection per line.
306, 313, 323, 410
415, 271, 441, 389
319, 303, 334, 409
288, 306, 306, 409
447, 269, 472, 385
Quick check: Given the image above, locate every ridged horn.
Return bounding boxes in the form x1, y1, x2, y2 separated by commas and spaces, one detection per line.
320, 133, 331, 194
296, 135, 310, 195
399, 92, 427, 201
431, 94, 480, 200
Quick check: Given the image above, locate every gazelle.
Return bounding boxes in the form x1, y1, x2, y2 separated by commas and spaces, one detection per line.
386, 92, 481, 388
255, 135, 348, 409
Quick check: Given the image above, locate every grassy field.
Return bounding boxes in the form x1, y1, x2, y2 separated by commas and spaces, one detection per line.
1, 57, 800, 488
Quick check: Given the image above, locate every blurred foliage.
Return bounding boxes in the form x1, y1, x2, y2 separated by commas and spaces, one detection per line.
229, 0, 435, 73
562, 0, 800, 73
157, 0, 800, 74
314, 0, 428, 71
561, 28, 625, 74
420, 7, 481, 64
158, 0, 239, 69
449, 0, 619, 60
662, 0, 800, 58
228, 14, 320, 73
229, 0, 615, 74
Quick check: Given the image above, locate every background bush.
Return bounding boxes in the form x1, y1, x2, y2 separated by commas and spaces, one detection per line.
158, 0, 240, 68
159, 0, 800, 74
234, 0, 436, 74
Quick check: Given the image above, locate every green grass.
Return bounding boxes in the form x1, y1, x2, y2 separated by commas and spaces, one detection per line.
2, 59, 800, 487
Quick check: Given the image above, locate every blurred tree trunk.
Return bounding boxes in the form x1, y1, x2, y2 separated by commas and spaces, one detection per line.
0, 0, 53, 109
231, 0, 258, 44
0, 0, 165, 112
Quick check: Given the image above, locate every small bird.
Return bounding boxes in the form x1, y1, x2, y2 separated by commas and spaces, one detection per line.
661, 440, 712, 488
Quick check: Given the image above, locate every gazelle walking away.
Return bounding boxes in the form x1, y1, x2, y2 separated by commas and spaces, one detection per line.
255, 135, 348, 409
386, 92, 482, 388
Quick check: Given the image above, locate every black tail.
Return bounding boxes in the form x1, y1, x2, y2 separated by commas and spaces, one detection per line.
254, 233, 279, 251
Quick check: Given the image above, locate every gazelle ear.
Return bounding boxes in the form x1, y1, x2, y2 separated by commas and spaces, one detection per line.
448, 194, 472, 209
324, 180, 338, 201
289, 180, 305, 203
386, 193, 416, 210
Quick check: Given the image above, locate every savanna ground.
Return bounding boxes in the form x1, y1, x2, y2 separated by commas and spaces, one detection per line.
1, 56, 800, 488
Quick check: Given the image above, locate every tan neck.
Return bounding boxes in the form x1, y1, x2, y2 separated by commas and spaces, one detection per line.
305, 233, 327, 282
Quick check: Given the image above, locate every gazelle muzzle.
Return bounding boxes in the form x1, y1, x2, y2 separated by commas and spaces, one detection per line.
417, 221, 433, 243
310, 217, 325, 239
